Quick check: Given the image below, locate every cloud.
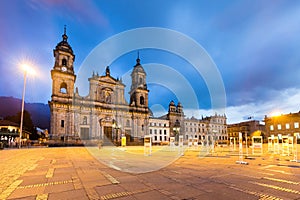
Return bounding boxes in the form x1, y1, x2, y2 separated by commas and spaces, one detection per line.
28, 0, 109, 26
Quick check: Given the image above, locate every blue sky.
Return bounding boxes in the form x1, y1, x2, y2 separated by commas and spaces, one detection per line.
1, 0, 300, 123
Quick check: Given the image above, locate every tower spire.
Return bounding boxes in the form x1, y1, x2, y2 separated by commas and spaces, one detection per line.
64, 25, 66, 35
136, 51, 140, 65
62, 25, 68, 42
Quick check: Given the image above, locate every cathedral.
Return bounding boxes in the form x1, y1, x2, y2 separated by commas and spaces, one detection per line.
49, 28, 150, 143
49, 28, 227, 145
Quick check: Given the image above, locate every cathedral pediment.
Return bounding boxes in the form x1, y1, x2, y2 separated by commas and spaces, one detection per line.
99, 75, 117, 85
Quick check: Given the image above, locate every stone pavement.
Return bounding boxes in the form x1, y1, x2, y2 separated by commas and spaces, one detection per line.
0, 146, 299, 200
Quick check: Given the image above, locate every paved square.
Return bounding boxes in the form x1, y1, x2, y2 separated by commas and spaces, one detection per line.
0, 146, 299, 200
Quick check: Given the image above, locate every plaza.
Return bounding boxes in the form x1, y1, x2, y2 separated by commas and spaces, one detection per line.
0, 145, 299, 200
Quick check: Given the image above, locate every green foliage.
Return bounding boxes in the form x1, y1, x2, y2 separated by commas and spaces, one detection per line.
5, 110, 36, 135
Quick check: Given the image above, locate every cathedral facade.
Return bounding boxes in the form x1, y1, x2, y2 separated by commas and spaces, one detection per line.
49, 29, 149, 143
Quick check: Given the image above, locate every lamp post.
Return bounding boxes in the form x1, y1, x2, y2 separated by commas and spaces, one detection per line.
19, 64, 34, 148
112, 120, 121, 145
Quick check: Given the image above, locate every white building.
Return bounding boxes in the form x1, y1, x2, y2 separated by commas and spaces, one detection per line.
184, 114, 227, 144
149, 118, 170, 144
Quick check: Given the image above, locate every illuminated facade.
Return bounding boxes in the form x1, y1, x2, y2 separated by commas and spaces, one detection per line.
227, 120, 265, 142
49, 29, 149, 142
149, 118, 170, 144
49, 29, 228, 144
184, 114, 227, 144
264, 112, 300, 138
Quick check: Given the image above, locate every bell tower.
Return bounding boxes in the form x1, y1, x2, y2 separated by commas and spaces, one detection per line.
51, 26, 76, 99
129, 54, 148, 108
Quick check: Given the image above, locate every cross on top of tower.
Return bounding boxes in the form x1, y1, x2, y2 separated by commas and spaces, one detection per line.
62, 25, 68, 42
136, 51, 140, 65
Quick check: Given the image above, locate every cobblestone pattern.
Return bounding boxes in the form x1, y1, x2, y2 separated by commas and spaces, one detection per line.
0, 146, 299, 199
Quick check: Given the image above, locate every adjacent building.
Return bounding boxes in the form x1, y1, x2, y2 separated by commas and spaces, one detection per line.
149, 117, 170, 144
264, 112, 300, 139
184, 114, 227, 144
227, 120, 265, 142
0, 119, 31, 146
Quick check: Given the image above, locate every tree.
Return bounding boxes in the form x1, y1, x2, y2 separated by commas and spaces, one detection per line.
5, 110, 37, 139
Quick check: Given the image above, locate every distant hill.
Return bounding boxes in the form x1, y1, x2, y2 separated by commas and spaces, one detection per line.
0, 96, 50, 129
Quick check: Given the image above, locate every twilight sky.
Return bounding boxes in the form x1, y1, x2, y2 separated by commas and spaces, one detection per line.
1, 0, 300, 123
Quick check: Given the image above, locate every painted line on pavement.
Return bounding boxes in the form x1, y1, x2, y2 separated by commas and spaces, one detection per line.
36, 193, 48, 200
263, 177, 299, 185
46, 168, 54, 178
85, 187, 99, 200
101, 172, 120, 184
72, 176, 83, 189
228, 184, 282, 200
0, 180, 23, 200
250, 181, 300, 195
265, 169, 293, 175
28, 164, 38, 171
18, 179, 73, 189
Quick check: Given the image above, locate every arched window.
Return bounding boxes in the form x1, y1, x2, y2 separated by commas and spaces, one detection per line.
62, 58, 67, 66
126, 120, 130, 127
60, 82, 67, 94
83, 116, 87, 125
139, 77, 143, 84
140, 96, 144, 105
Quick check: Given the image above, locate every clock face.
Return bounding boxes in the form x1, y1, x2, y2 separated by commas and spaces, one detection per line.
62, 66, 67, 72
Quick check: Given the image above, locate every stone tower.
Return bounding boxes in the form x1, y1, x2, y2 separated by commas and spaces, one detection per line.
167, 101, 185, 137
49, 27, 76, 140
51, 26, 76, 100
129, 54, 148, 108
129, 54, 149, 140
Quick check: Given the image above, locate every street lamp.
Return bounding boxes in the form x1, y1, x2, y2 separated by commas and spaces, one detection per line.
112, 120, 121, 145
19, 64, 35, 148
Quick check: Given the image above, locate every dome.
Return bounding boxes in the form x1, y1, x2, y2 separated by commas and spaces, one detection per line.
55, 40, 73, 54
55, 26, 74, 54
169, 100, 175, 106
132, 57, 146, 74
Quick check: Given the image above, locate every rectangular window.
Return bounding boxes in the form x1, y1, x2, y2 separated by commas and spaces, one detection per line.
295, 122, 299, 129
286, 123, 290, 129
154, 129, 157, 134
159, 130, 162, 134
61, 120, 64, 128
164, 130, 167, 135
277, 124, 281, 130
270, 125, 274, 131
150, 129, 152, 134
